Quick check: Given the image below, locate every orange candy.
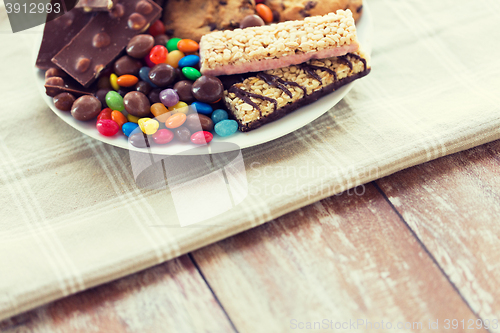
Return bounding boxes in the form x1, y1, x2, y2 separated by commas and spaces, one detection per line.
256, 4, 273, 24
177, 39, 199, 53
150, 103, 172, 122
111, 111, 127, 128
117, 75, 139, 87
165, 113, 186, 129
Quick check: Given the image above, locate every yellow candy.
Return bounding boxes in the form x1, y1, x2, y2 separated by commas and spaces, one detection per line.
110, 73, 119, 91
138, 118, 159, 135
165, 50, 185, 69
168, 101, 189, 114
127, 114, 140, 123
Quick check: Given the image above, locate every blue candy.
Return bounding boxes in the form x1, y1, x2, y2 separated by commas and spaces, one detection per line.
211, 109, 229, 124
139, 67, 158, 88
214, 120, 238, 137
191, 101, 213, 115
122, 122, 140, 137
177, 55, 200, 68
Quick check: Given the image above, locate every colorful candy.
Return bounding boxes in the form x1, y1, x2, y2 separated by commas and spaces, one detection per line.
178, 55, 200, 68
191, 101, 212, 115
148, 20, 165, 37
96, 119, 120, 136
159, 89, 179, 107
128, 132, 149, 148
142, 118, 160, 135
214, 119, 238, 137
177, 39, 199, 53
150, 102, 172, 122
166, 37, 181, 52
165, 113, 186, 128
185, 113, 214, 132
181, 67, 201, 81
105, 91, 125, 111
111, 110, 127, 127
152, 129, 174, 144
168, 101, 189, 114
117, 74, 139, 87
149, 45, 168, 65
127, 114, 140, 123
190, 131, 213, 145
166, 50, 185, 68
97, 108, 113, 120
110, 73, 120, 91
122, 122, 139, 136
255, 3, 273, 23
139, 67, 158, 87
211, 109, 229, 124
174, 126, 191, 142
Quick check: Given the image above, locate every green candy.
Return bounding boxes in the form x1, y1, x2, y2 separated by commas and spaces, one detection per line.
105, 91, 124, 112
182, 67, 202, 81
167, 38, 182, 52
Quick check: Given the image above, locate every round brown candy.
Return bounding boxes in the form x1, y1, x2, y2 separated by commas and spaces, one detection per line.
123, 91, 151, 117
174, 68, 186, 81
126, 34, 155, 59
239, 14, 265, 29
174, 80, 195, 103
45, 77, 65, 97
191, 76, 224, 103
148, 88, 162, 104
148, 64, 176, 88
45, 67, 66, 79
95, 89, 110, 107
135, 81, 152, 95
154, 34, 169, 46
114, 55, 142, 76
174, 126, 191, 143
135, 0, 153, 15
185, 113, 214, 132
53, 93, 75, 111
71, 95, 101, 121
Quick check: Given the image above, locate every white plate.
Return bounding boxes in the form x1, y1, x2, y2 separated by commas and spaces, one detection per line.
35, 2, 372, 155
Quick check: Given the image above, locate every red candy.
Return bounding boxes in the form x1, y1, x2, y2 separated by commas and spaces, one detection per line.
97, 108, 112, 121
152, 129, 174, 144
96, 119, 120, 136
148, 20, 165, 37
190, 131, 213, 145
149, 45, 168, 65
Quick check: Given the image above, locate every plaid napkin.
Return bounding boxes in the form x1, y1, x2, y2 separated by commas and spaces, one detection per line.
1, 0, 500, 320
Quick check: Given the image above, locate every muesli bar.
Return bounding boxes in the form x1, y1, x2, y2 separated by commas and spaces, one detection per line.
223, 50, 371, 132
200, 10, 359, 76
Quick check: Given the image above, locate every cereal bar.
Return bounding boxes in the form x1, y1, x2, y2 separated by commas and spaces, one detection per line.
200, 10, 359, 76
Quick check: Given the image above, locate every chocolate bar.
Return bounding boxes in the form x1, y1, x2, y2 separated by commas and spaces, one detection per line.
35, 9, 93, 69
75, 0, 116, 11
200, 10, 359, 76
223, 51, 371, 132
52, 0, 162, 87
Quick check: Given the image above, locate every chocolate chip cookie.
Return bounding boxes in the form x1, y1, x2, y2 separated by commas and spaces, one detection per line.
163, 0, 256, 42
267, 0, 363, 22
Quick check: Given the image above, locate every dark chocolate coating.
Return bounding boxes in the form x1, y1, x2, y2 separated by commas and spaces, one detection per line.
114, 55, 142, 76
71, 95, 102, 121
148, 88, 162, 104
191, 76, 224, 103
126, 34, 155, 59
135, 81, 153, 95
173, 80, 195, 103
154, 34, 169, 46
123, 91, 151, 117
148, 64, 176, 88
185, 114, 214, 132
95, 89, 110, 108
53, 93, 75, 111
174, 126, 191, 142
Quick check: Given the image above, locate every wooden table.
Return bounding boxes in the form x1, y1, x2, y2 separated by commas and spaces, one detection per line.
2, 140, 499, 333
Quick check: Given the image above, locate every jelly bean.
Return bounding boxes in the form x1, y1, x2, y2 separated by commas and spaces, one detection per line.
111, 110, 127, 127
178, 54, 200, 68
174, 126, 191, 142
149, 45, 168, 65
181, 67, 201, 81
165, 113, 186, 129
148, 20, 165, 37
256, 3, 273, 23
96, 119, 120, 136
168, 101, 189, 114
117, 74, 139, 87
127, 114, 140, 123
139, 67, 158, 88
214, 119, 238, 137
152, 129, 174, 144
211, 109, 229, 124
177, 39, 199, 53
97, 108, 113, 121
122, 122, 139, 137
160, 89, 179, 107
166, 50, 185, 68
150, 103, 172, 122
105, 91, 125, 111
143, 118, 160, 135
129, 131, 149, 148
166, 37, 181, 52
191, 101, 213, 115
110, 73, 119, 91
190, 131, 213, 145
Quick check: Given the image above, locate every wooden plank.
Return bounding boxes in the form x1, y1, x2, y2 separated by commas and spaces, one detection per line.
0, 256, 235, 333
376, 140, 500, 332
192, 184, 485, 333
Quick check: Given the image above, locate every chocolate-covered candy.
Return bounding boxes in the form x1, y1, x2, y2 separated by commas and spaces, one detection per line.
53, 93, 75, 111
118, 87, 133, 97
123, 91, 151, 117
45, 67, 67, 79
129, 132, 150, 148
185, 114, 214, 132
191, 76, 224, 103
114, 55, 142, 76
240, 15, 265, 29
135, 81, 152, 95
126, 34, 155, 58
45, 77, 65, 97
95, 89, 110, 107
148, 88, 162, 104
71, 95, 101, 121
173, 80, 195, 103
174, 126, 191, 143
148, 63, 176, 87
174, 68, 187, 81
154, 34, 169, 46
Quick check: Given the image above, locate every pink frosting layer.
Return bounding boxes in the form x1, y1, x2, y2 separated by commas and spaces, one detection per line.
201, 43, 359, 76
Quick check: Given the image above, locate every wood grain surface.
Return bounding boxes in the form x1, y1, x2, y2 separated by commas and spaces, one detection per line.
1, 140, 500, 332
